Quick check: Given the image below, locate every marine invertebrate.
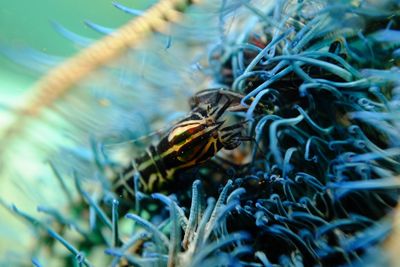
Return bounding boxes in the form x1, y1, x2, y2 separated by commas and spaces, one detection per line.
114, 88, 260, 199
2, 0, 400, 266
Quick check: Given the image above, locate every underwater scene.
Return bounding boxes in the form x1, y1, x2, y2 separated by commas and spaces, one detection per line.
1, 0, 400, 266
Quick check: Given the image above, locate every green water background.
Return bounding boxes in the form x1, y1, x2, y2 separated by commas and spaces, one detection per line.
0, 0, 151, 104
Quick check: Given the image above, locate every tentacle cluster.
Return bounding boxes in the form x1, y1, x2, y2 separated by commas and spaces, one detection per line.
205, 0, 400, 265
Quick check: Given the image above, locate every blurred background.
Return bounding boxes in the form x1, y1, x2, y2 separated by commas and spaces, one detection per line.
0, 1, 208, 263
0, 0, 153, 260
0, 0, 151, 114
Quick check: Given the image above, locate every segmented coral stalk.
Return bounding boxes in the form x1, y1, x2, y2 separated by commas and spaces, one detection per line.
2, 0, 200, 142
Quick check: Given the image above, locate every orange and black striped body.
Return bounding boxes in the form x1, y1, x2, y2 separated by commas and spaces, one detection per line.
113, 89, 248, 200
114, 90, 255, 202
136, 112, 226, 192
